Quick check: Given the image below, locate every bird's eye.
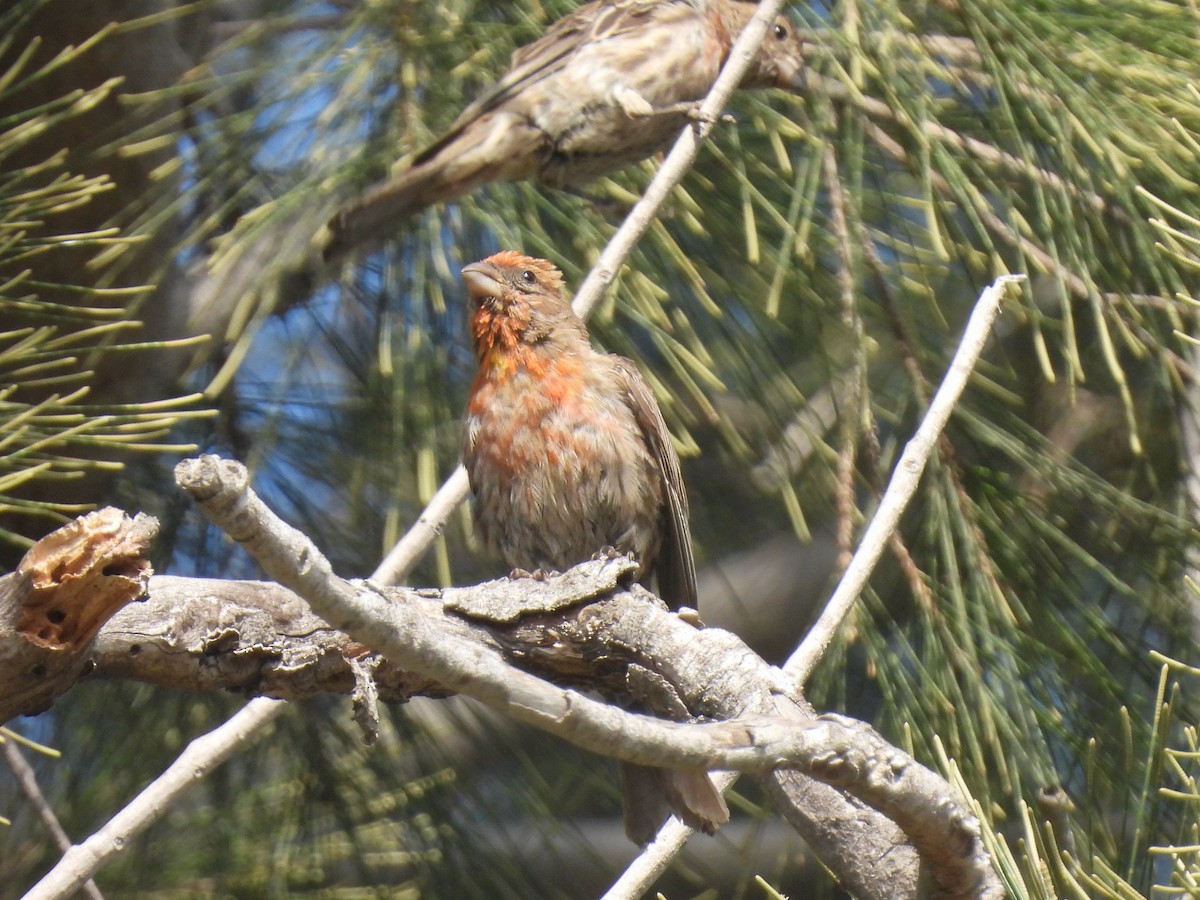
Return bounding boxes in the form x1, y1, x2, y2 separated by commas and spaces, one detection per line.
773, 23, 788, 40
520, 270, 537, 284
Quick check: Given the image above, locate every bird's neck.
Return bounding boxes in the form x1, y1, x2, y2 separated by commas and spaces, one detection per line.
470, 306, 591, 378
471, 304, 534, 361
475, 340, 547, 383
469, 312, 592, 397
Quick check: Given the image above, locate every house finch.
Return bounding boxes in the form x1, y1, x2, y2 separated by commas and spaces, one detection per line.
325, 0, 805, 257
460, 250, 728, 844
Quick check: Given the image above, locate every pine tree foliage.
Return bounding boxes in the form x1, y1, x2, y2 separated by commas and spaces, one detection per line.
3, 0, 1200, 895
0, 0, 211, 548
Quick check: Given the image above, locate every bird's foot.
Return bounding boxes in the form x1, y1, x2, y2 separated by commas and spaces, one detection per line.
592, 545, 626, 562
614, 86, 656, 118
509, 566, 558, 581
683, 104, 737, 127
613, 89, 734, 126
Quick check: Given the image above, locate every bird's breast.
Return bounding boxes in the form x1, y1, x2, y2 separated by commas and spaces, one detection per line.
463, 355, 662, 571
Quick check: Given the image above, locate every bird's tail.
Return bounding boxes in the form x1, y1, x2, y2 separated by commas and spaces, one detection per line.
620, 761, 730, 845
322, 114, 544, 263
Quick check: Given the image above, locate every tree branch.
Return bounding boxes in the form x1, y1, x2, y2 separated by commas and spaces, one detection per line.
0, 508, 156, 724
169, 454, 1001, 899
2, 738, 104, 900
22, 697, 285, 900
91, 575, 443, 703
783, 274, 1024, 688
1, 488, 1002, 897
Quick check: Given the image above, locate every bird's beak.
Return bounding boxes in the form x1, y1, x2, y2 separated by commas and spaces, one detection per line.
781, 63, 807, 93
462, 261, 504, 303
776, 47, 807, 93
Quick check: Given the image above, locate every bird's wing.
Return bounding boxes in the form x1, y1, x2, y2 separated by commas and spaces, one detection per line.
610, 356, 698, 610
411, 0, 700, 166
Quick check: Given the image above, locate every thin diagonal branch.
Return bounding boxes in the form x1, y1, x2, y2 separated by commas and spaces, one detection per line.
2, 737, 104, 900
373, 467, 470, 585
22, 696, 285, 900
600, 772, 738, 900
783, 274, 1025, 689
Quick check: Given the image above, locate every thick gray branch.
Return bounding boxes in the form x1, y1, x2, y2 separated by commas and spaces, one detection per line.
92, 575, 443, 704
172, 454, 1001, 899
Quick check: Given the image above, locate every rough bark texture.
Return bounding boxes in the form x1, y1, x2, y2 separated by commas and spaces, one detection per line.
93, 575, 445, 704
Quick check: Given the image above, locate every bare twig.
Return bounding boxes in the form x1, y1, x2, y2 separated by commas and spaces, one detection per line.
22, 696, 284, 900
783, 274, 1025, 689
2, 737, 105, 900
857, 230, 938, 615
373, 467, 470, 585
566, 0, 790, 319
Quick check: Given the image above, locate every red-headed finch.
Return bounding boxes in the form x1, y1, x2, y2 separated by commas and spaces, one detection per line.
459, 250, 728, 844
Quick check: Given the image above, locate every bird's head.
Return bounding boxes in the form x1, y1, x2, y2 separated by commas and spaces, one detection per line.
461, 251, 589, 359
729, 5, 807, 93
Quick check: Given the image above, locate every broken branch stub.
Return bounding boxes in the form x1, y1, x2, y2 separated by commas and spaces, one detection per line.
16, 508, 157, 650
1, 508, 157, 722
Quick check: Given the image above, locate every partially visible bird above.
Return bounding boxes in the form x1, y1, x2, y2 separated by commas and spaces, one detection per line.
325, 0, 805, 258
459, 250, 729, 845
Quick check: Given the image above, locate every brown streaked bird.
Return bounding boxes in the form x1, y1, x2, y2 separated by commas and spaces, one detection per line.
459, 250, 728, 844
326, 0, 805, 257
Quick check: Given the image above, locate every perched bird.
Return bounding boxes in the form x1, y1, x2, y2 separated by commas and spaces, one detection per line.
326, 0, 805, 257
459, 250, 728, 844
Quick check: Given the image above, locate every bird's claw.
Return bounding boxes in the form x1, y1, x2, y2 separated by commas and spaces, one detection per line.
592, 545, 626, 562
614, 91, 735, 127
675, 606, 705, 627
509, 566, 557, 581
686, 106, 737, 127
